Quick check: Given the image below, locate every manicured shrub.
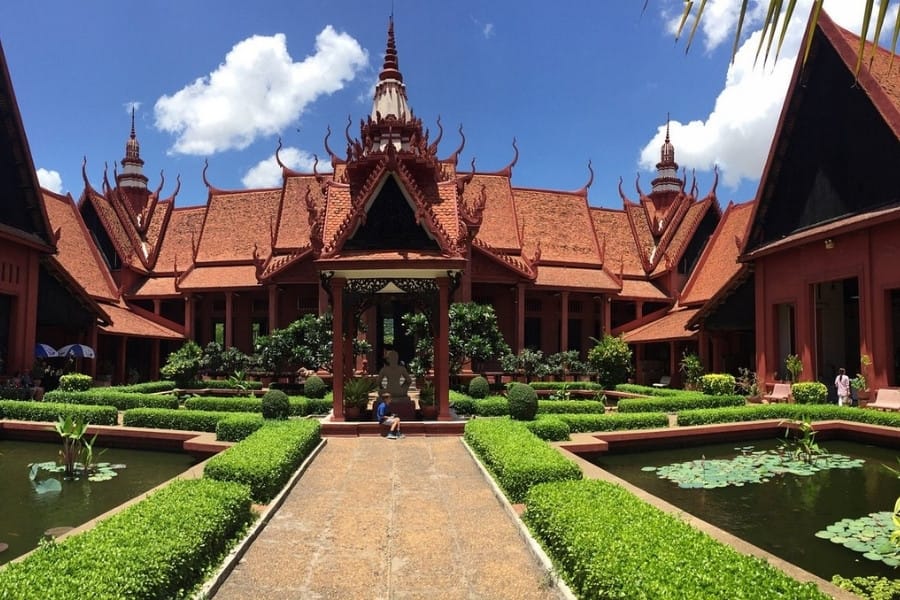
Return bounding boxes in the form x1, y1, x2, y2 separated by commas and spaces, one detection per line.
617, 393, 746, 413
184, 379, 263, 390
478, 397, 512, 416
468, 375, 490, 399
58, 373, 93, 392
296, 396, 333, 415
791, 381, 829, 404
524, 479, 829, 600
557, 412, 669, 433
0, 400, 118, 425
112, 381, 177, 394
217, 413, 266, 442
700, 373, 736, 396
204, 419, 321, 502
530, 381, 604, 391
587, 334, 632, 388
526, 416, 571, 441
0, 478, 253, 600
44, 389, 178, 410
303, 375, 327, 399
0, 383, 32, 400
615, 383, 682, 396
160, 340, 203, 387
507, 382, 538, 421
262, 389, 290, 419
832, 575, 900, 600
537, 400, 606, 415
184, 397, 263, 412
123, 408, 257, 432
676, 404, 900, 427
464, 417, 582, 502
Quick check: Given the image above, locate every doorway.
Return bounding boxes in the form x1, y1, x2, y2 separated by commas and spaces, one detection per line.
814, 278, 860, 391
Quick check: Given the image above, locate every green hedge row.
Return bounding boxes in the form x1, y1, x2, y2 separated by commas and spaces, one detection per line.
614, 383, 682, 397
452, 395, 608, 417
181, 379, 264, 390
204, 419, 322, 503
528, 381, 604, 391
677, 404, 900, 427
537, 400, 606, 414
122, 408, 259, 433
556, 412, 670, 433
0, 478, 253, 600
524, 479, 829, 599
216, 414, 266, 442
183, 395, 332, 416
618, 393, 746, 413
110, 381, 177, 394
0, 400, 118, 425
463, 418, 582, 503
44, 390, 179, 410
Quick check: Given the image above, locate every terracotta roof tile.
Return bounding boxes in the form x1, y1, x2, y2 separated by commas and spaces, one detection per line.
681, 201, 754, 306
196, 189, 282, 263
131, 277, 178, 297
622, 306, 700, 343
321, 184, 352, 247
651, 198, 715, 276
533, 265, 619, 291
100, 301, 183, 339
625, 202, 654, 271
177, 265, 260, 290
155, 206, 205, 274
591, 207, 644, 276
42, 190, 118, 301
469, 174, 521, 251
275, 175, 322, 250
512, 189, 600, 265
434, 180, 463, 248
83, 189, 144, 271
143, 198, 172, 264
618, 279, 669, 301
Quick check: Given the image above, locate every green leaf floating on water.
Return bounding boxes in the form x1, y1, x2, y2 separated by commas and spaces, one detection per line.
815, 512, 900, 567
650, 449, 864, 489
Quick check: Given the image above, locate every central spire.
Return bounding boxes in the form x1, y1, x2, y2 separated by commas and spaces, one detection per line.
371, 16, 411, 123
651, 115, 681, 194
119, 107, 148, 190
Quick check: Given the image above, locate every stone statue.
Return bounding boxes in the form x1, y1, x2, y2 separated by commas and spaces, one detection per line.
379, 350, 410, 400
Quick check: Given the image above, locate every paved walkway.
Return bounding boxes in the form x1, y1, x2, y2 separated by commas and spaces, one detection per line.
211, 436, 566, 600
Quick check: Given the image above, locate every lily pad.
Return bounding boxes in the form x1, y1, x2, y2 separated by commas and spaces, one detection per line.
815, 512, 900, 567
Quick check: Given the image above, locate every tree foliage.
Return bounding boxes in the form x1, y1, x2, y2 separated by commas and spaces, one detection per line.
587, 335, 632, 388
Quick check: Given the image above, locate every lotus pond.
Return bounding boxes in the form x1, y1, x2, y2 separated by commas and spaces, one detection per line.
591, 438, 900, 581
0, 440, 198, 565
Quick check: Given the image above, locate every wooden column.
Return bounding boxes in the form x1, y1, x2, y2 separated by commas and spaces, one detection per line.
560, 291, 569, 352
88, 326, 98, 378
224, 291, 233, 347
436, 277, 451, 420
602, 296, 612, 335
152, 299, 161, 315
330, 277, 346, 420
268, 285, 278, 333
184, 295, 194, 340
516, 283, 525, 353
669, 341, 678, 384
636, 300, 645, 318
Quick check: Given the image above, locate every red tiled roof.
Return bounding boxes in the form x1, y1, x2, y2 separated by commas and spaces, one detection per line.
622, 306, 700, 343
315, 250, 467, 274
100, 301, 183, 339
624, 201, 654, 271
533, 265, 619, 291
275, 175, 322, 250
195, 189, 282, 263
42, 189, 118, 301
155, 206, 205, 274
681, 201, 754, 306
131, 277, 178, 297
513, 188, 600, 265
177, 265, 260, 290
321, 183, 352, 248
143, 198, 172, 265
618, 278, 669, 301
651, 197, 717, 276
590, 208, 644, 276
82, 189, 145, 272
470, 174, 521, 251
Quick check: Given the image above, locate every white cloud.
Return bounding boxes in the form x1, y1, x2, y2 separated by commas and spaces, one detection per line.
155, 27, 368, 155
483, 23, 495, 39
37, 168, 63, 193
643, 0, 882, 195
241, 146, 319, 188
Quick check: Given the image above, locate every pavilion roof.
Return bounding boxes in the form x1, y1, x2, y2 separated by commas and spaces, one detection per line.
621, 306, 700, 343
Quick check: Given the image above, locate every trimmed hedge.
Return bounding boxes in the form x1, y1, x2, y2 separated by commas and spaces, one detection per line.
110, 381, 177, 394
0, 400, 118, 425
529, 381, 604, 391
216, 413, 267, 442
303, 375, 328, 399
183, 395, 332, 416
122, 408, 259, 432
615, 383, 682, 397
618, 393, 746, 413
791, 381, 829, 404
508, 382, 538, 421
700, 373, 736, 396
556, 412, 669, 433
182, 379, 263, 390
0, 478, 253, 600
452, 395, 609, 418
537, 400, 606, 414
262, 389, 290, 419
526, 416, 571, 441
524, 479, 829, 599
204, 419, 321, 502
44, 389, 179, 410
468, 375, 490, 399
677, 404, 900, 427
58, 373, 93, 392
464, 418, 582, 502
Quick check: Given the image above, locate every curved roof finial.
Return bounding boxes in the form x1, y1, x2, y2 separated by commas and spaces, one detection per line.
573, 160, 594, 196
428, 116, 444, 154
202, 159, 213, 189
344, 114, 353, 147
635, 172, 644, 197
275, 137, 288, 170
312, 154, 320, 178
81, 156, 91, 190
497, 137, 518, 175
447, 123, 466, 164
154, 170, 165, 199
617, 176, 628, 202
323, 125, 339, 164
711, 164, 720, 195
172, 174, 182, 200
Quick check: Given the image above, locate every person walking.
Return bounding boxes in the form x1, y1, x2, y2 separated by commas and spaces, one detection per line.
835, 367, 851, 407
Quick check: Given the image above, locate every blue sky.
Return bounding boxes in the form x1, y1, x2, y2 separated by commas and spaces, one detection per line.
0, 1, 883, 209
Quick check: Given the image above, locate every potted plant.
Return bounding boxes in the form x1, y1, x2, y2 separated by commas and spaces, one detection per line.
679, 351, 704, 390
851, 354, 872, 405
418, 381, 437, 419
343, 376, 375, 420
785, 354, 803, 383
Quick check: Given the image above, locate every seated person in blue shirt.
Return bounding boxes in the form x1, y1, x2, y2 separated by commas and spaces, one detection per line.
374, 391, 402, 439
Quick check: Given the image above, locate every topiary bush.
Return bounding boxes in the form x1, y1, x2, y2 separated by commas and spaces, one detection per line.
700, 373, 736, 396
791, 381, 828, 404
216, 414, 266, 442
58, 373, 93, 392
262, 389, 290, 420
303, 375, 327, 399
468, 375, 490, 399
507, 382, 538, 421
526, 416, 571, 441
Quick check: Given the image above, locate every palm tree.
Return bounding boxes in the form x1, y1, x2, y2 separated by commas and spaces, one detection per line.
654, 0, 898, 75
